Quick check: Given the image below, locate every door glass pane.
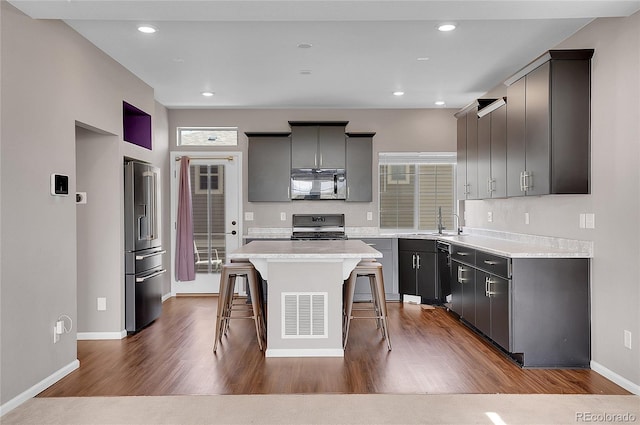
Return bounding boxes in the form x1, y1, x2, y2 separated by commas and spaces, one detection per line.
191, 164, 226, 273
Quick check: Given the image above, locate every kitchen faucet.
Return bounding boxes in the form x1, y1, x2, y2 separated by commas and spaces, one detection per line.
437, 207, 463, 235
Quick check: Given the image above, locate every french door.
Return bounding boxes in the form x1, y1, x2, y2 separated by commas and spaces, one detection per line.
170, 152, 242, 294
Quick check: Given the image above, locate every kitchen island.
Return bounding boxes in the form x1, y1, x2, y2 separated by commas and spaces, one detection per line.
229, 240, 382, 357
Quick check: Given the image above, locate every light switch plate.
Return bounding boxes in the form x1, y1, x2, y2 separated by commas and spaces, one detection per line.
244, 212, 254, 221
524, 212, 530, 225
487, 212, 493, 222
579, 213, 586, 229
585, 213, 595, 229
280, 212, 287, 221
367, 212, 373, 221
97, 297, 107, 311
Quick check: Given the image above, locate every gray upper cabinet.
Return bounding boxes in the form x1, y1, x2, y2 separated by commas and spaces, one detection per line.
454, 104, 479, 200
505, 49, 593, 196
345, 133, 374, 202
289, 122, 348, 169
477, 98, 507, 199
247, 133, 292, 202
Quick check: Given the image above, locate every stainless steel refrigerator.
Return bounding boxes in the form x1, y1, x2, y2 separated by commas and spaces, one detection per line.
124, 160, 166, 333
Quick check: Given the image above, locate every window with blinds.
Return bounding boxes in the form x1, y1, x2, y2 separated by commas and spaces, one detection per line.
379, 153, 456, 232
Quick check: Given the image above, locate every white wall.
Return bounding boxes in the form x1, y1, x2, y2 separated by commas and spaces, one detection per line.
0, 2, 164, 407
465, 12, 640, 390
168, 108, 457, 229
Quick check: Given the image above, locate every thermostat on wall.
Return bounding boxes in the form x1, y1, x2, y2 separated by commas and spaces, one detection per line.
50, 173, 69, 196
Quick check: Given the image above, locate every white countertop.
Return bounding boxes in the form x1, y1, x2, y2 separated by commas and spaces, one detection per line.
244, 227, 593, 259
229, 239, 383, 259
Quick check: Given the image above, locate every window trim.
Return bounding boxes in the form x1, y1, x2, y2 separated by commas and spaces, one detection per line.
177, 127, 238, 146
378, 152, 457, 233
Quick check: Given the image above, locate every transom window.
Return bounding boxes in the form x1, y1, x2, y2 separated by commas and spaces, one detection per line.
379, 152, 456, 232
177, 127, 238, 146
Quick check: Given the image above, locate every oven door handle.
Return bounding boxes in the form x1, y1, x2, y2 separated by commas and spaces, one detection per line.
136, 269, 166, 283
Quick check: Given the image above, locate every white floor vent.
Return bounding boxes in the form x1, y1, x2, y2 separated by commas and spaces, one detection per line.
282, 292, 328, 338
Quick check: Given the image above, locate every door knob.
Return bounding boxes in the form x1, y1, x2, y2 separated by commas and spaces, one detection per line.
231, 220, 237, 225
231, 230, 237, 235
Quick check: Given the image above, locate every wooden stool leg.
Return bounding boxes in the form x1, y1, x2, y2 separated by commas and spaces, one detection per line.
246, 268, 264, 351
374, 268, 392, 351
343, 272, 357, 349
214, 267, 231, 352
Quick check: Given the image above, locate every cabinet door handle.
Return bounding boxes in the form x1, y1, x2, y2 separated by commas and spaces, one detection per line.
412, 254, 416, 269
458, 267, 466, 283
486, 277, 496, 297
314, 153, 318, 168
416, 254, 421, 269
320, 153, 323, 167
483, 260, 499, 265
457, 252, 469, 256
485, 276, 490, 297
520, 171, 525, 192
525, 171, 533, 190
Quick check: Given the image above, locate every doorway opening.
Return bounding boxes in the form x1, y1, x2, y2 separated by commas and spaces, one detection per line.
170, 153, 242, 294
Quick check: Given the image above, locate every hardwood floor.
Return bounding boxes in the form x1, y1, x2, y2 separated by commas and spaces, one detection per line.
39, 296, 629, 397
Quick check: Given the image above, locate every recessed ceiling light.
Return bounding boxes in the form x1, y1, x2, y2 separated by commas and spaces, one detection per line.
297, 43, 313, 49
201, 92, 214, 97
417, 57, 430, 61
299, 70, 312, 75
137, 25, 157, 34
437, 23, 457, 32
435, 100, 446, 106
393, 91, 405, 96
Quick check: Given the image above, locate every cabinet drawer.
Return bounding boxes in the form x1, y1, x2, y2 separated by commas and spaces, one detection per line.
450, 244, 476, 265
476, 251, 510, 278
360, 238, 392, 251
399, 238, 436, 253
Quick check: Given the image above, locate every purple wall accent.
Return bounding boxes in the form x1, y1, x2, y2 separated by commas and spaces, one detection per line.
123, 101, 152, 150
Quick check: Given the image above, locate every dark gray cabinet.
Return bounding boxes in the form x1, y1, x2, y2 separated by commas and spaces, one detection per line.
247, 133, 292, 202
353, 238, 398, 301
449, 242, 590, 367
477, 99, 507, 199
289, 121, 347, 169
345, 133, 374, 202
505, 49, 593, 196
454, 105, 479, 200
398, 239, 438, 303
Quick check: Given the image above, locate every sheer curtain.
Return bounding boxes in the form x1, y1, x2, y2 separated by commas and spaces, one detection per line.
175, 156, 195, 281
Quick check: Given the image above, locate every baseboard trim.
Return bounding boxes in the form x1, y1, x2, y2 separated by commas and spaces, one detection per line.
0, 359, 80, 417
162, 292, 172, 302
591, 360, 640, 395
77, 330, 126, 340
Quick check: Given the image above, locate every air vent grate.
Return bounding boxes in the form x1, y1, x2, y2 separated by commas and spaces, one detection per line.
282, 292, 327, 338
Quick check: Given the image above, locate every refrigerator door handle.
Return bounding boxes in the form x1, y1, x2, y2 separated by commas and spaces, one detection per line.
135, 250, 167, 260
136, 269, 166, 283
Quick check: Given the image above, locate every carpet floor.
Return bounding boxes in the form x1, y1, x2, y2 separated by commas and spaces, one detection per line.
3, 394, 639, 424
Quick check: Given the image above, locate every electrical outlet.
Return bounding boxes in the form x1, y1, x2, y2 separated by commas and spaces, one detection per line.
97, 297, 107, 311
367, 212, 373, 221
53, 326, 60, 344
76, 192, 87, 204
524, 212, 530, 225
244, 212, 254, 221
624, 330, 632, 349
579, 213, 586, 229
487, 212, 493, 223
280, 212, 286, 221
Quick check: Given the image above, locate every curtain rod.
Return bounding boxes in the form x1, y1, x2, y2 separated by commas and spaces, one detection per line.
175, 155, 234, 161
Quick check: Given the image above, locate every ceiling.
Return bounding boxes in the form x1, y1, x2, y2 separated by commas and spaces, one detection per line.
8, 1, 640, 109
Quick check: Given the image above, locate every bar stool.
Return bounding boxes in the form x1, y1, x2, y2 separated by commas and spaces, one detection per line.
343, 261, 392, 351
213, 262, 266, 352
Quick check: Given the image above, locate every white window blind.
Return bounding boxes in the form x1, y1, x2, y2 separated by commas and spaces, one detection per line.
379, 152, 456, 232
